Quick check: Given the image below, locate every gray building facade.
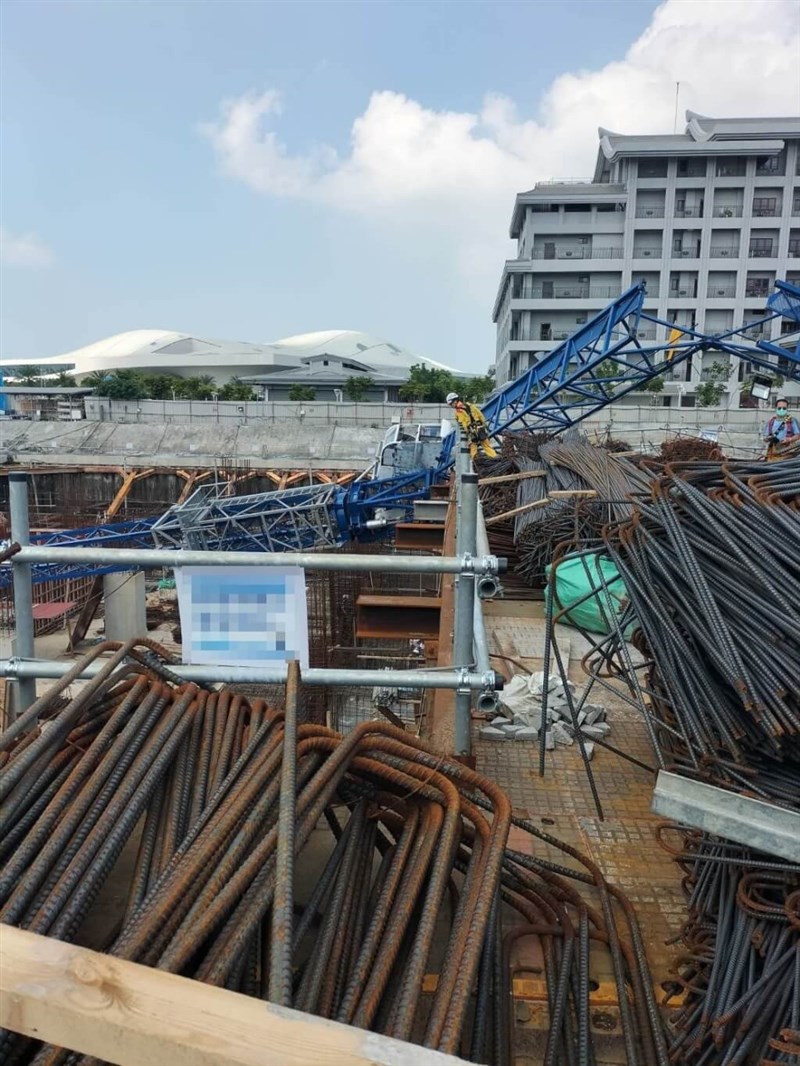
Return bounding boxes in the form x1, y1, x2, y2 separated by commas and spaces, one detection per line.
493, 112, 800, 405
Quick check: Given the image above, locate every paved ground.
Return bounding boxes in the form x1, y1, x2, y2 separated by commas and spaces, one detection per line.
470, 601, 686, 1062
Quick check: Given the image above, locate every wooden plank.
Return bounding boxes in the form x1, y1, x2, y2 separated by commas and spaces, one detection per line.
478, 470, 547, 486
548, 489, 598, 499
484, 497, 551, 527
0, 925, 467, 1066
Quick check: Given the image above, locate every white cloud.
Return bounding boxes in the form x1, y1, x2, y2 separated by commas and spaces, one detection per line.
203, 0, 800, 295
0, 227, 56, 268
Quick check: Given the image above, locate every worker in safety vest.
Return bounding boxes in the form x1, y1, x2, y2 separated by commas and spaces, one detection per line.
763, 397, 800, 460
446, 392, 497, 460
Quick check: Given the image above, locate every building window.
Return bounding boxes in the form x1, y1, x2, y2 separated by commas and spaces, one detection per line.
756, 152, 785, 175
677, 157, 706, 177
638, 158, 668, 178
752, 197, 778, 217
716, 157, 746, 177
540, 323, 552, 340
789, 238, 800, 257
749, 237, 774, 258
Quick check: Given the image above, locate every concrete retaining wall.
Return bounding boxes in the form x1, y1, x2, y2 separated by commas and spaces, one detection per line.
83, 398, 452, 427
1, 420, 387, 470
2, 404, 773, 469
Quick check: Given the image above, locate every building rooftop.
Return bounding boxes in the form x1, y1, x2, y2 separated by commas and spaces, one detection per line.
0, 329, 457, 384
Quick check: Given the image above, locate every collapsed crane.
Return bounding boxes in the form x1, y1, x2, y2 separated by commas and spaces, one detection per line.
5, 279, 800, 585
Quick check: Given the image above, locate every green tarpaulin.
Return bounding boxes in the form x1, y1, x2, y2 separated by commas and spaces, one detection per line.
546, 555, 634, 638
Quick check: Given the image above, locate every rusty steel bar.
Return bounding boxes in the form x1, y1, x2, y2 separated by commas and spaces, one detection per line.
0, 647, 670, 1066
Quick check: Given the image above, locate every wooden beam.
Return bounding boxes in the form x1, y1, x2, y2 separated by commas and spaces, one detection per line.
478, 470, 548, 486
103, 472, 137, 521
484, 497, 551, 527
0, 926, 467, 1066
176, 474, 199, 506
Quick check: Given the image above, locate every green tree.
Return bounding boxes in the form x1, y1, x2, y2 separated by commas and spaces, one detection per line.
101, 370, 149, 400
696, 360, 730, 407
12, 365, 43, 387
463, 373, 495, 403
219, 377, 257, 402
82, 371, 112, 393
632, 375, 665, 403
343, 375, 374, 402
145, 374, 185, 400
399, 363, 460, 403
289, 384, 316, 402
179, 375, 216, 400
42, 370, 73, 388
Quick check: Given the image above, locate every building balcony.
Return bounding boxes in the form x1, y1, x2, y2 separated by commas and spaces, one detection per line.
524, 286, 623, 300
745, 285, 771, 298
708, 286, 737, 297
511, 328, 572, 342
530, 247, 623, 260
789, 244, 800, 258
671, 249, 700, 259
709, 246, 740, 258
752, 207, 780, 218
749, 247, 776, 258
674, 207, 704, 219
635, 206, 665, 218
741, 326, 770, 340
712, 205, 744, 218
632, 248, 663, 260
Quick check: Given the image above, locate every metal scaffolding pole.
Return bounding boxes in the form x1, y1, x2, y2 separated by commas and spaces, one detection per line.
0, 658, 501, 693
12, 544, 503, 577
8, 473, 35, 718
453, 472, 478, 757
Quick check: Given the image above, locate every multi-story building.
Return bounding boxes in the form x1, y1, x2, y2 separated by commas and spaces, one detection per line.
493, 112, 800, 405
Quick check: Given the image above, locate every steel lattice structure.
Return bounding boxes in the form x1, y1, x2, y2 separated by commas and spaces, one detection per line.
4, 279, 799, 584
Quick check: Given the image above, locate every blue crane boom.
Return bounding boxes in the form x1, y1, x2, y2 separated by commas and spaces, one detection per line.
5, 279, 799, 585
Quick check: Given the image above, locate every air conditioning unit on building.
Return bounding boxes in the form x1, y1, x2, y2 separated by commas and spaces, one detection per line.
565, 251, 574, 257
642, 250, 652, 256
679, 290, 688, 296
719, 250, 730, 257
645, 209, 654, 216
716, 289, 726, 295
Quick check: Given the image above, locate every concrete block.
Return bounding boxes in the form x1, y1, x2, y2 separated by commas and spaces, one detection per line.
479, 726, 507, 741
491, 716, 511, 727
514, 726, 539, 741
544, 730, 555, 751
501, 723, 526, 735
551, 722, 574, 747
581, 722, 611, 739
582, 741, 596, 761
582, 704, 606, 725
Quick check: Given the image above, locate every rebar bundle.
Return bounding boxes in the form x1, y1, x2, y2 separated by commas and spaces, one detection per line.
600, 459, 800, 808
511, 436, 653, 588
1, 642, 669, 1065
658, 826, 800, 1066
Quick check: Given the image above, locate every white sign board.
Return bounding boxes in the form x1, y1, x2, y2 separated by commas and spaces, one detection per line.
176, 566, 309, 668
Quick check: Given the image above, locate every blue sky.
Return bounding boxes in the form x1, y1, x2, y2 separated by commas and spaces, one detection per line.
1, 0, 797, 373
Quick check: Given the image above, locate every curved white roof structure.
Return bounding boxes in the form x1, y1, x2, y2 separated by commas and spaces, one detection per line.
2, 329, 456, 384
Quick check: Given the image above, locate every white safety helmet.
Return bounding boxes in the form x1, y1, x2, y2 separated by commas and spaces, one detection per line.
446, 392, 459, 405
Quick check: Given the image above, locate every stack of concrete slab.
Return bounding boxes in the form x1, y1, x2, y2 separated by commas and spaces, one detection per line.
480, 671, 611, 755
